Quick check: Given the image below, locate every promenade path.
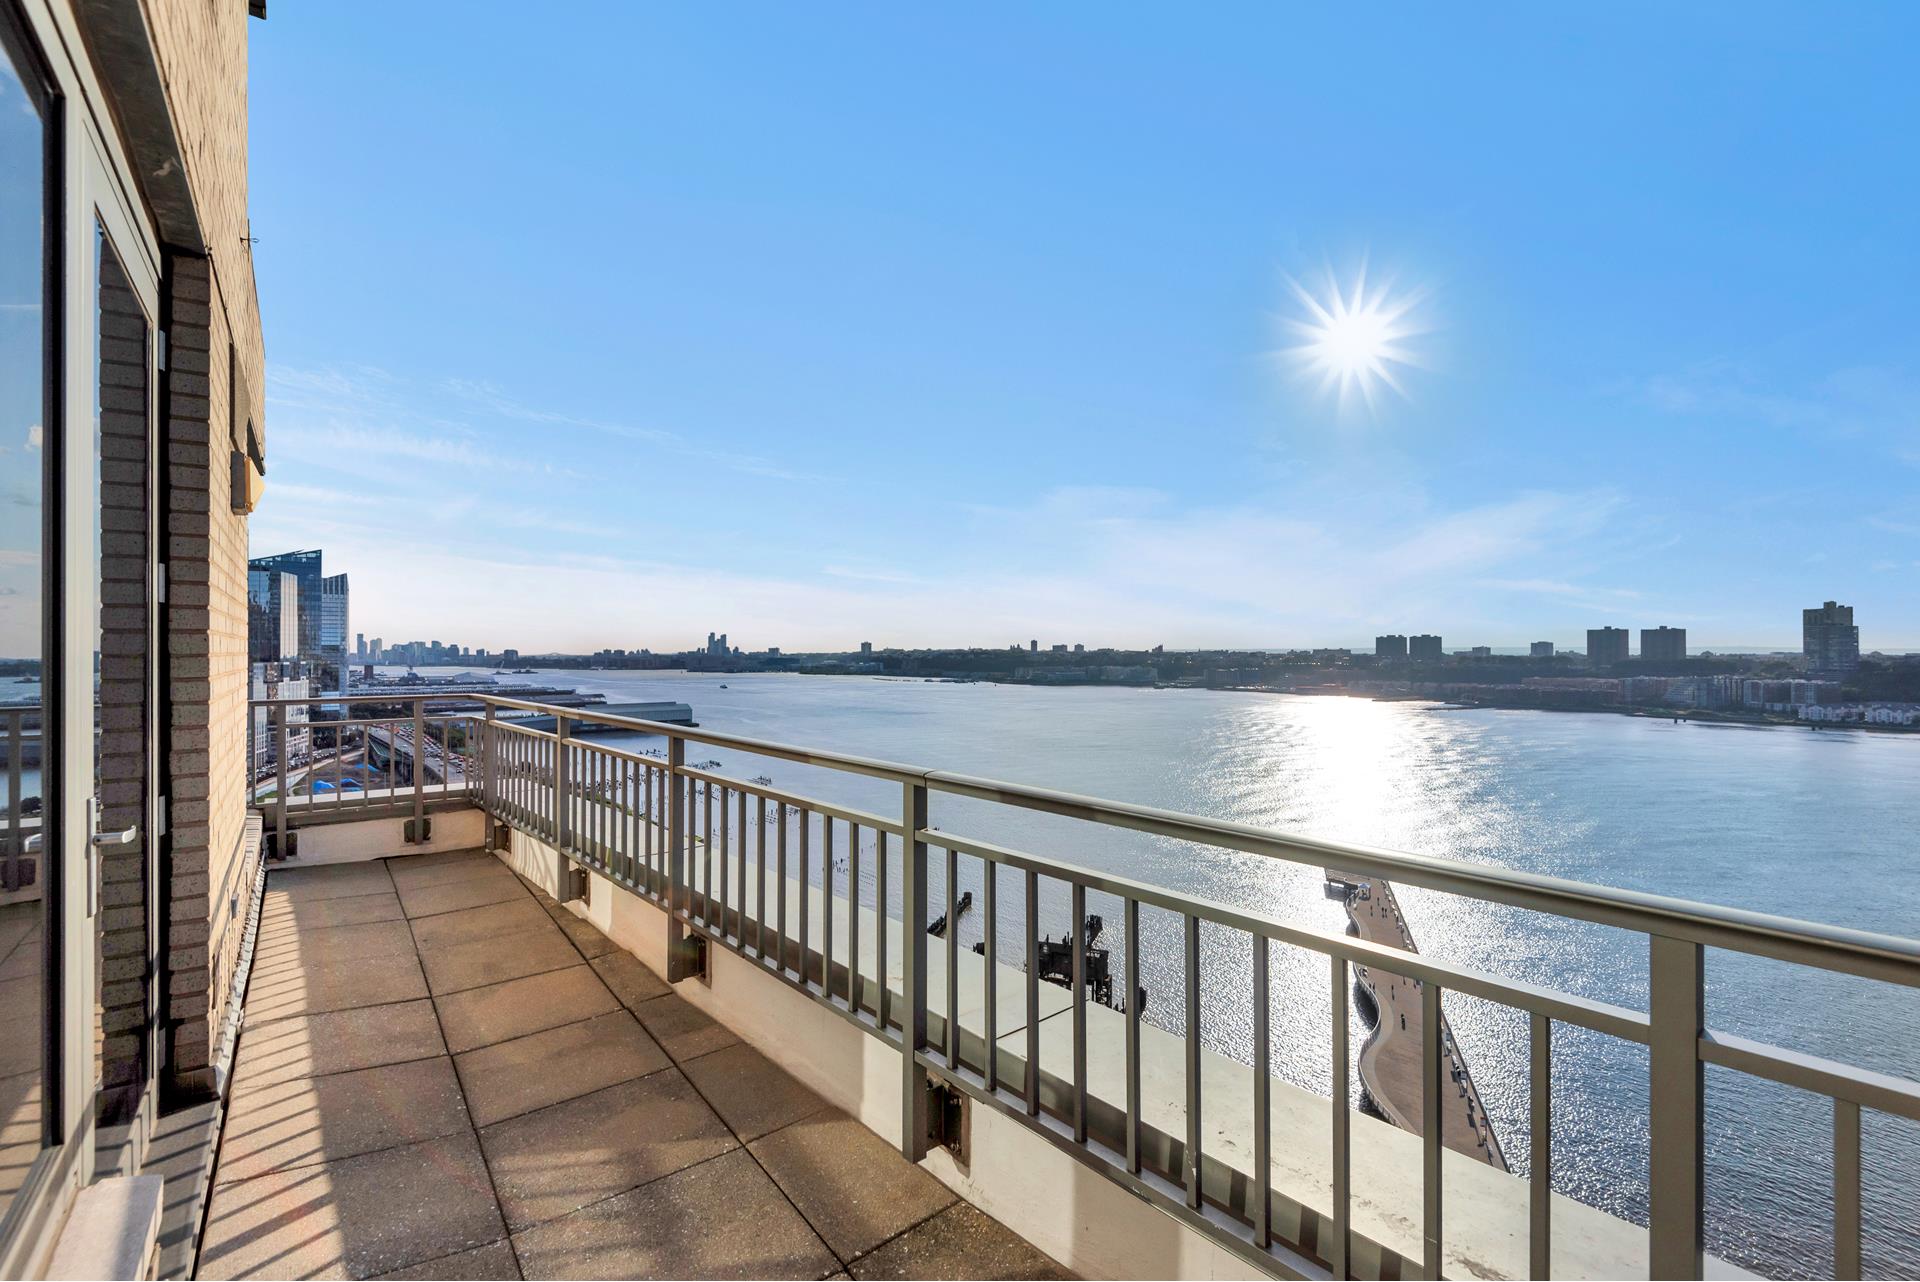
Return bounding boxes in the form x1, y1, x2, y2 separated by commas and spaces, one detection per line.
1328, 871, 1508, 1170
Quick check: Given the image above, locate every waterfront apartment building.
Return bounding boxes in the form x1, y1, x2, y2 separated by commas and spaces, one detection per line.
1641, 626, 1688, 664
1587, 626, 1631, 667
1409, 633, 1444, 661
0, 0, 268, 1272
1530, 640, 1555, 657
1375, 633, 1408, 659
1803, 600, 1861, 675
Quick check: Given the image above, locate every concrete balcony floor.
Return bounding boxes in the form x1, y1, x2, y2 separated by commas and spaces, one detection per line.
198, 849, 1072, 1280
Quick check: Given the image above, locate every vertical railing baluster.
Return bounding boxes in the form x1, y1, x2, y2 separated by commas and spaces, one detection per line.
410, 699, 425, 840
718, 786, 730, 933
1025, 868, 1039, 1117
1331, 954, 1350, 1280
983, 858, 997, 1091
554, 717, 572, 851
735, 790, 747, 944
946, 846, 960, 1069
1072, 882, 1088, 1143
1531, 1012, 1553, 1280
7, 711, 22, 886
703, 778, 715, 922
901, 780, 929, 1161
1184, 912, 1202, 1209
665, 736, 687, 969
1423, 980, 1443, 1280
799, 809, 811, 984
1648, 935, 1705, 1281
1254, 934, 1272, 1250
777, 802, 789, 972
482, 707, 496, 841
756, 797, 768, 959
1834, 1098, 1862, 1281
1126, 897, 1141, 1174
274, 705, 288, 857
876, 830, 890, 1030
849, 823, 862, 1014
822, 818, 834, 1001
644, 764, 654, 880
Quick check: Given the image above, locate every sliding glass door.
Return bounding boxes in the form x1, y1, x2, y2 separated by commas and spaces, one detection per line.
0, 1, 159, 1265
0, 4, 54, 1235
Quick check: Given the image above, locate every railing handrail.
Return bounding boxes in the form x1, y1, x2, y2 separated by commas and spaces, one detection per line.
246, 691, 1920, 987
248, 688, 1920, 1276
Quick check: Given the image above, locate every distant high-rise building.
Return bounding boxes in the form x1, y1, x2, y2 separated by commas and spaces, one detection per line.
1530, 641, 1554, 658
249, 548, 324, 657
246, 568, 298, 662
319, 572, 350, 698
860, 641, 873, 655
1408, 634, 1443, 662
1468, 645, 1493, 658
1375, 634, 1408, 660
1030, 639, 1038, 653
1587, 627, 1630, 667
1803, 601, 1860, 675
1641, 626, 1687, 664
355, 631, 366, 661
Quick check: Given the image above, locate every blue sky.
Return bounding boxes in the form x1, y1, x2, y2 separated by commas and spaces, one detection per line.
247, 4, 1920, 654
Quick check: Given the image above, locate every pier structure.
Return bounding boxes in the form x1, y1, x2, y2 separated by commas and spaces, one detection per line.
1327, 870, 1509, 1171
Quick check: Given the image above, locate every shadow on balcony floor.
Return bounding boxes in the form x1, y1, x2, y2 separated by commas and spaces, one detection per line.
197, 848, 1072, 1281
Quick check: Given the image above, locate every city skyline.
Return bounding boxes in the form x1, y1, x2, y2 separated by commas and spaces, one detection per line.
245, 7, 1920, 652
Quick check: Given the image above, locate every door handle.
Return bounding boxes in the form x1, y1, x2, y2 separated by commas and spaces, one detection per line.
84, 800, 137, 918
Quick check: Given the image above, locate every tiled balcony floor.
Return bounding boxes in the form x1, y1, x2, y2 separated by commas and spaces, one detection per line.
198, 848, 1070, 1280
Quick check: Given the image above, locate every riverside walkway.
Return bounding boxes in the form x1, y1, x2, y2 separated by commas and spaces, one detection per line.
1327, 871, 1508, 1170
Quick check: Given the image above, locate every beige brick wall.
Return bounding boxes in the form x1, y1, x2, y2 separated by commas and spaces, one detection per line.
141, 0, 265, 1093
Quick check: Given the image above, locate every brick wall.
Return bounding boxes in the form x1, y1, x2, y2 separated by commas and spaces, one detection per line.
140, 0, 265, 1097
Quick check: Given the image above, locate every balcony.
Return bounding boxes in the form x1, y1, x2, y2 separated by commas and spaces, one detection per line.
225, 693, 1920, 1281
198, 849, 1067, 1279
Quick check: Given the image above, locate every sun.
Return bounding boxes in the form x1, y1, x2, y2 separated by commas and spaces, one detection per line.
1281, 263, 1426, 413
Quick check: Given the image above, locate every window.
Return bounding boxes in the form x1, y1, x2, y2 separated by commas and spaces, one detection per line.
0, 3, 52, 1227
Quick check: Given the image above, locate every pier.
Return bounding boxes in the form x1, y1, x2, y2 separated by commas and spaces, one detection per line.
1327, 870, 1509, 1171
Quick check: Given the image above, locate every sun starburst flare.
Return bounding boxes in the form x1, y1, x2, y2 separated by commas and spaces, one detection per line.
1280, 264, 1428, 413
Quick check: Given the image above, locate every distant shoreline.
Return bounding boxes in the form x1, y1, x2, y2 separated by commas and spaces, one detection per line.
1210, 684, 1920, 737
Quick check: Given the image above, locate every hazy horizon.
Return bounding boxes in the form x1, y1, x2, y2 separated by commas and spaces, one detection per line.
246, 7, 1920, 654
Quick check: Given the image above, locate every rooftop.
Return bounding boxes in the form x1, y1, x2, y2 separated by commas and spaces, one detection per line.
196, 849, 1069, 1280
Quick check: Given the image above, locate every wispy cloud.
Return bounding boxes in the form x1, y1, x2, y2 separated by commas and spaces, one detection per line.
1634, 361, 1920, 464
441, 378, 826, 482
822, 564, 922, 585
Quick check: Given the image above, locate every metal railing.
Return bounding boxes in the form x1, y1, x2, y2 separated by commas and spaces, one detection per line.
246, 693, 481, 856
1, 706, 42, 894
249, 692, 1920, 1280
